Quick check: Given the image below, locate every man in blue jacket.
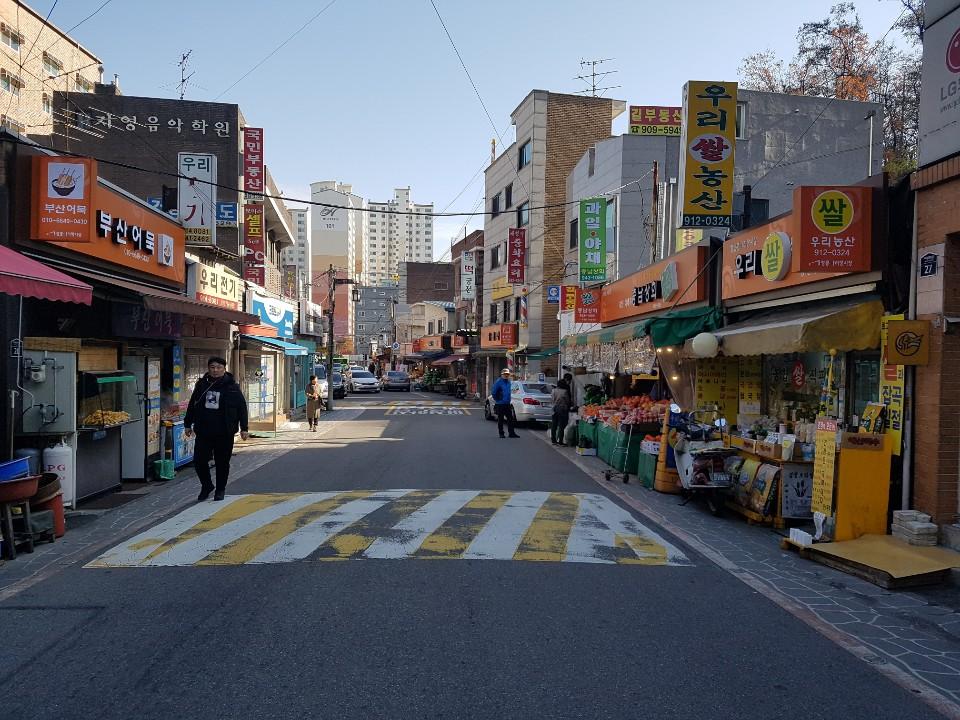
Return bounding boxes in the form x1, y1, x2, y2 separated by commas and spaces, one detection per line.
491, 368, 519, 439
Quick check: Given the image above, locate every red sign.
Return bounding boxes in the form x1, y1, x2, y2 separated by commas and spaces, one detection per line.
507, 228, 526, 284
242, 204, 265, 286
480, 323, 518, 349
791, 360, 806, 389
242, 127, 264, 198
452, 335, 465, 348
412, 339, 422, 352
562, 286, 578, 312
628, 105, 682, 136
575, 287, 601, 324
795, 186, 872, 273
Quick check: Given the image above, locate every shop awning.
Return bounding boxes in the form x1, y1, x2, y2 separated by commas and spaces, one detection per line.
430, 355, 461, 366
526, 347, 559, 360
240, 335, 308, 356
689, 299, 884, 357
472, 348, 510, 359
404, 350, 446, 361
0, 246, 92, 304
645, 306, 722, 349
69, 269, 260, 325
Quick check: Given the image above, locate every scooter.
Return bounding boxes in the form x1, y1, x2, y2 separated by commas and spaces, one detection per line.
454, 381, 468, 400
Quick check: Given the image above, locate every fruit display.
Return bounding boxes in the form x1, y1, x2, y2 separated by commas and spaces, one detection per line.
580, 395, 671, 428
82, 409, 131, 427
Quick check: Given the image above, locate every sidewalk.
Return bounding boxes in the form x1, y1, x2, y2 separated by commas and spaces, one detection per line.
539, 432, 960, 718
0, 408, 362, 601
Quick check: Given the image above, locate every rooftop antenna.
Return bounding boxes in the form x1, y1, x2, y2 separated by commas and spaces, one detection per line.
176, 50, 195, 101
575, 58, 621, 97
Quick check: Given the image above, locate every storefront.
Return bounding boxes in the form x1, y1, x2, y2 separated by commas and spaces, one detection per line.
477, 323, 518, 389
245, 289, 298, 427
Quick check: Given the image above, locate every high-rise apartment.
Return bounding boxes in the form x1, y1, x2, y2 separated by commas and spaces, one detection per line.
365, 187, 434, 286
282, 208, 312, 298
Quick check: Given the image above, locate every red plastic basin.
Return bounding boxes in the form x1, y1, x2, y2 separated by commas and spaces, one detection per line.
0, 475, 40, 503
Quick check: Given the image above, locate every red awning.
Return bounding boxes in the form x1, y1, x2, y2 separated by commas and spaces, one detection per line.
430, 355, 461, 366
0, 245, 92, 305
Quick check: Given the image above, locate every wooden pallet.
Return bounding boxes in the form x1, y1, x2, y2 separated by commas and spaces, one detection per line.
779, 536, 814, 558
725, 500, 780, 527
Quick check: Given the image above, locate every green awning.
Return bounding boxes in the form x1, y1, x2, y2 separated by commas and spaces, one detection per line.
562, 318, 652, 349
526, 347, 560, 360
645, 306, 722, 349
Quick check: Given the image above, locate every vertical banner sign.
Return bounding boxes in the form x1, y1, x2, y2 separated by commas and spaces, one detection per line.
31, 156, 95, 242
282, 265, 298, 299
508, 228, 526, 284
242, 127, 264, 202
879, 313, 905, 456
812, 417, 838, 515
579, 197, 607, 282
678, 80, 737, 228
574, 287, 601, 324
461, 250, 476, 300
562, 286, 578, 312
243, 204, 265, 286
177, 152, 217, 247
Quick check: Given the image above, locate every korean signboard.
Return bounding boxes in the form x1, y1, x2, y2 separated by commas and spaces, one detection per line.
216, 202, 238, 227
480, 323, 518, 349
188, 262, 243, 310
885, 319, 930, 366
242, 204, 265, 286
30, 156, 185, 285
547, 285, 561, 304
282, 265, 299, 299
491, 276, 513, 301
675, 228, 704, 253
575, 287, 601, 324
299, 301, 324, 337
507, 228, 526, 285
879, 314, 905, 456
795, 186, 872, 273
461, 250, 476, 300
561, 286, 578, 312
82, 110, 231, 137
579, 197, 607, 283
678, 80, 737, 229
249, 291, 295, 338
629, 105, 682, 136
242, 127, 265, 202
600, 245, 707, 323
918, 5, 960, 166
177, 152, 217, 247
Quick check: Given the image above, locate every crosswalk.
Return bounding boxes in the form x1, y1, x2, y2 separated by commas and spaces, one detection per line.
87, 490, 691, 568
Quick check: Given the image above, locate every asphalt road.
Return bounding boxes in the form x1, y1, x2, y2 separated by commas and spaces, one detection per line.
0, 393, 943, 719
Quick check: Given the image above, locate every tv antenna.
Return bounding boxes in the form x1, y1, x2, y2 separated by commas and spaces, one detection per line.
575, 58, 621, 97
176, 50, 195, 100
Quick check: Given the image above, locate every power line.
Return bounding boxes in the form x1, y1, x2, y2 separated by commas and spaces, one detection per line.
213, 0, 338, 101
47, 0, 113, 40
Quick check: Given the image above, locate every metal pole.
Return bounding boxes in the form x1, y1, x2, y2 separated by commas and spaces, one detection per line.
866, 111, 875, 178
902, 192, 919, 511
326, 264, 335, 411
650, 160, 659, 265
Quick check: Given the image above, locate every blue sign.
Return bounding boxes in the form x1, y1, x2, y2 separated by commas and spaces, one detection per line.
251, 295, 295, 338
147, 197, 178, 219
547, 285, 561, 304
216, 202, 238, 226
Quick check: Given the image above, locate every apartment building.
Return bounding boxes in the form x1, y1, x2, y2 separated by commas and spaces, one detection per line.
1, 0, 102, 137
482, 90, 625, 378
366, 187, 434, 285
282, 207, 312, 298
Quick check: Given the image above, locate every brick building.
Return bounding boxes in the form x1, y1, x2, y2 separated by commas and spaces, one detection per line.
482, 90, 624, 379
398, 260, 454, 304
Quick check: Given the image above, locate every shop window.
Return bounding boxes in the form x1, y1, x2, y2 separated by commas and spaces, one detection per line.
849, 351, 880, 425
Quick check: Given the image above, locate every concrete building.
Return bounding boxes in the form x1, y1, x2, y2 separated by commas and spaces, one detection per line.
1, 0, 102, 137
355, 285, 398, 359
398, 260, 454, 305
366, 187, 434, 285
282, 207, 312, 298
562, 90, 884, 283
483, 90, 626, 379
395, 301, 454, 344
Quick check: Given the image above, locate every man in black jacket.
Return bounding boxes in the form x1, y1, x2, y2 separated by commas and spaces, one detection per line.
183, 357, 249, 502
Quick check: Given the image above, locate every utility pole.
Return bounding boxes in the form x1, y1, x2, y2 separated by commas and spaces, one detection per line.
651, 161, 659, 263
176, 50, 194, 101
574, 58, 621, 97
326, 264, 336, 410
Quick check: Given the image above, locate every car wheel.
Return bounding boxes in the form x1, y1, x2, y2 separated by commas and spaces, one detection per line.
484, 402, 495, 421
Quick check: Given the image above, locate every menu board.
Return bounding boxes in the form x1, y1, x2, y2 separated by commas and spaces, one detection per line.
738, 356, 762, 415
812, 417, 838, 515
695, 357, 739, 422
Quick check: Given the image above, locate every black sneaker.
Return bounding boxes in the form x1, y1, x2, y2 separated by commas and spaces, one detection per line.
197, 488, 212, 502
508, 434, 520, 439
213, 490, 225, 501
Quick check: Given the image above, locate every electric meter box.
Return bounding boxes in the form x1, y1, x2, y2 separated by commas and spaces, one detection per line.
21, 351, 77, 434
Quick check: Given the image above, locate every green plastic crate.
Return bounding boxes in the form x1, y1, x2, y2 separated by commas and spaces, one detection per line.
636, 452, 658, 489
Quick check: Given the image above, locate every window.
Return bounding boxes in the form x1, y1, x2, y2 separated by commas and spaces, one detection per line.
516, 201, 530, 227
588, 146, 596, 177
490, 244, 500, 269
1, 25, 22, 52
489, 303, 498, 324
358, 324, 366, 331
1, 69, 23, 96
518, 140, 532, 170
502, 300, 511, 323
736, 102, 747, 140
505, 183, 513, 209
515, 297, 522, 322
42, 52, 62, 78
359, 311, 366, 317
0, 114, 24, 133
428, 321, 435, 335
438, 319, 444, 333
569, 219, 578, 249
42, 93, 50, 114
75, 74, 94, 93
434, 281, 448, 290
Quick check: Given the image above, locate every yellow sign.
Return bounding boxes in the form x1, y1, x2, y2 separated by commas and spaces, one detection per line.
886, 319, 930, 366
811, 189, 854, 235
879, 314, 905, 456
695, 357, 739, 421
812, 417, 838, 515
761, 231, 791, 281
679, 80, 738, 229
491, 275, 513, 301
675, 228, 704, 252
738, 356, 762, 415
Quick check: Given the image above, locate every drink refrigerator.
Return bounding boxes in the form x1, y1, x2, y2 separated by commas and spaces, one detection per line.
120, 356, 162, 480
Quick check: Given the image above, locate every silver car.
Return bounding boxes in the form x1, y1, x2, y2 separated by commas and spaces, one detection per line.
349, 370, 381, 393
485, 381, 554, 425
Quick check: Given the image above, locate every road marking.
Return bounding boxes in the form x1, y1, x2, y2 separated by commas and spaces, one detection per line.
87, 490, 690, 568
385, 406, 471, 416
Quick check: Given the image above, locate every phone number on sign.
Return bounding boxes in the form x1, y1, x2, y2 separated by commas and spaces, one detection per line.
681, 214, 731, 227
629, 125, 681, 136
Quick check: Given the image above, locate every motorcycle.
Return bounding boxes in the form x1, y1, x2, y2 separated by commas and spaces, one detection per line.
454, 381, 468, 400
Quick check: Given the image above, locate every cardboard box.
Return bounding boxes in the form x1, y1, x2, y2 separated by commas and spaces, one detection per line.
756, 441, 782, 460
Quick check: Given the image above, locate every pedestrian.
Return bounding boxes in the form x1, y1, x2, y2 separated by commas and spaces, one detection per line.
490, 368, 519, 439
183, 357, 249, 502
551, 379, 572, 445
305, 374, 323, 432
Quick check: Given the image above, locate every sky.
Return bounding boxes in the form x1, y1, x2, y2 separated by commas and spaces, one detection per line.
42, 0, 911, 259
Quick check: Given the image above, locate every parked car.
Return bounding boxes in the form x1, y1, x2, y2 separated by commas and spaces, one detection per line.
349, 370, 381, 393
381, 371, 411, 392
331, 372, 347, 399
485, 381, 554, 425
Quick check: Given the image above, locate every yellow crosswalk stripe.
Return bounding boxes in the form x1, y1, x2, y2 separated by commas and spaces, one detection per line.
513, 493, 581, 562
414, 491, 513, 559
143, 493, 299, 562
195, 491, 373, 566
316, 490, 441, 560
